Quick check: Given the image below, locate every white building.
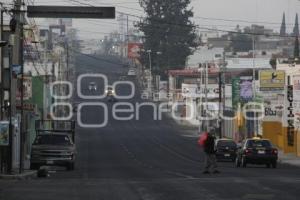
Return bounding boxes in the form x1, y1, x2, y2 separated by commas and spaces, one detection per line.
187, 47, 224, 67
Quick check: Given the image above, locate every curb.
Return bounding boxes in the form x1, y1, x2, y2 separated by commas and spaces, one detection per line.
0, 170, 37, 180
278, 159, 300, 167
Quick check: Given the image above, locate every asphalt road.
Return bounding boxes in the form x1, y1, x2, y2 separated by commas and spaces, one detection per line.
1, 54, 300, 200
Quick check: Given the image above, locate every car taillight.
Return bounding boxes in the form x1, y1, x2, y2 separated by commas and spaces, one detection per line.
272, 149, 278, 155
245, 149, 252, 155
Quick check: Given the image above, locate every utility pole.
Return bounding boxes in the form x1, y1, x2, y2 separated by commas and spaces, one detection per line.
126, 15, 128, 58
252, 35, 256, 137
197, 67, 203, 133
12, 0, 24, 173
205, 62, 208, 132
0, 3, 4, 120
218, 68, 222, 138
222, 51, 226, 139
218, 51, 226, 138
147, 50, 152, 97
66, 42, 69, 81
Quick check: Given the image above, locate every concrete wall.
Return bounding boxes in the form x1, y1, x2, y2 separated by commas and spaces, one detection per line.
262, 121, 298, 154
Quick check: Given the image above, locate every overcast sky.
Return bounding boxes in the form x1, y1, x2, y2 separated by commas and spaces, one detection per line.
3, 0, 300, 39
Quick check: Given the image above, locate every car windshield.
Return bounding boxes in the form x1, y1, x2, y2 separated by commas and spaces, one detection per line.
247, 140, 271, 148
33, 135, 72, 145
217, 140, 237, 148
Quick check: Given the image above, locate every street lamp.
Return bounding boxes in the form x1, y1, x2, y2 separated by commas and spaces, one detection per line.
145, 50, 152, 94
146, 50, 163, 96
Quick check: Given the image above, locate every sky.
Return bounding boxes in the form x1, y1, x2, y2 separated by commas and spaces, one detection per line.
2, 0, 300, 39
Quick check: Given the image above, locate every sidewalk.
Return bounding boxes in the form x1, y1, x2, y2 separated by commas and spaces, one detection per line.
0, 170, 36, 180
0, 159, 37, 180
278, 151, 300, 167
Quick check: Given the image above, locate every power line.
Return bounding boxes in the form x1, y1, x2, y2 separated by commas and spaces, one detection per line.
66, 0, 144, 12
66, 0, 298, 27
193, 15, 297, 27
29, 0, 299, 40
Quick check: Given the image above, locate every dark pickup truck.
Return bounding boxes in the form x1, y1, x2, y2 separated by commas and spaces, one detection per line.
30, 120, 76, 171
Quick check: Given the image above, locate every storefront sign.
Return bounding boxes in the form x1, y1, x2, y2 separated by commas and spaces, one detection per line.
287, 85, 294, 146
293, 75, 300, 100
16, 103, 36, 111
181, 83, 218, 98
265, 107, 277, 116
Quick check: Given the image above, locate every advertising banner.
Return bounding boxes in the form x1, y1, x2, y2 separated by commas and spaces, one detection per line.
232, 78, 240, 110
240, 76, 253, 102
0, 121, 9, 146
16, 76, 32, 100
259, 70, 285, 91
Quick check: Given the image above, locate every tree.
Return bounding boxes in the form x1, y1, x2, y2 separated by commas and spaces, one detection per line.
137, 0, 198, 78
230, 34, 252, 52
293, 13, 299, 37
269, 57, 277, 70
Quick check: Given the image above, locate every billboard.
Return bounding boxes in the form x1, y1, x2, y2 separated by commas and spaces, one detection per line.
128, 43, 142, 59
259, 70, 285, 91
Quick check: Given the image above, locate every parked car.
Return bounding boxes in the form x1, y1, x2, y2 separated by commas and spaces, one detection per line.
215, 138, 237, 162
88, 82, 97, 91
30, 120, 76, 171
235, 138, 278, 168
31, 133, 76, 170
